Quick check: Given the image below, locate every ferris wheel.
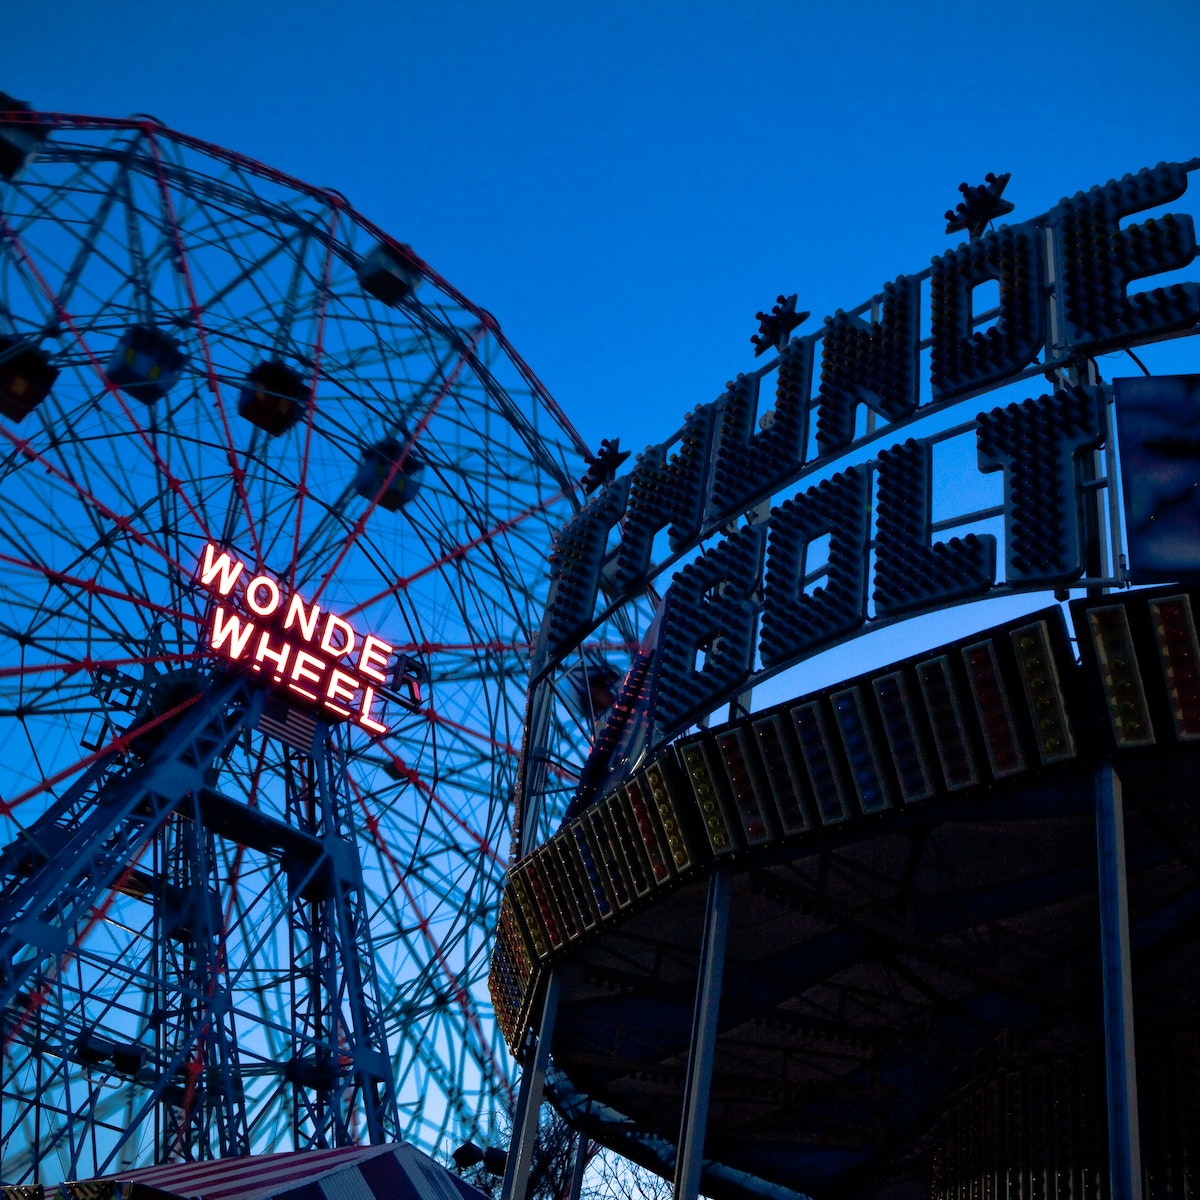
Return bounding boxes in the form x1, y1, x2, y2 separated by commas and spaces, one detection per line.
0, 100, 592, 1184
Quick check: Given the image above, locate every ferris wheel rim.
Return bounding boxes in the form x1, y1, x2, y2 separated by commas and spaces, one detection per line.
0, 103, 593, 470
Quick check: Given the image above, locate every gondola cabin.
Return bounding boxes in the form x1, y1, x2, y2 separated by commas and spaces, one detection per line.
237, 360, 309, 435
0, 337, 57, 421
106, 324, 187, 403
353, 437, 425, 511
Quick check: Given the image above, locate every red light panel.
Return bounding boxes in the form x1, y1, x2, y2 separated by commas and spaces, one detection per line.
1149, 595, 1200, 741
508, 868, 552, 961
519, 856, 564, 951
714, 728, 774, 845
961, 640, 1025, 777
625, 774, 673, 886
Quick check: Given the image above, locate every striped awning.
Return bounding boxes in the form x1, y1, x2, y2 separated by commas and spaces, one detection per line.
55, 1144, 488, 1200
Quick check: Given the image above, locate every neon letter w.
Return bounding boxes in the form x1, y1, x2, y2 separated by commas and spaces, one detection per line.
199, 543, 246, 596
210, 606, 255, 660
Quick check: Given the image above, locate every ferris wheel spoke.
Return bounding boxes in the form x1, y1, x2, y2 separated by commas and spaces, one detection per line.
364, 745, 504, 866
0, 228, 218, 550
9, 702, 55, 807
286, 206, 340, 592
0, 650, 201, 683
417, 703, 521, 762
343, 769, 513, 1106
311, 325, 487, 607
0, 427, 193, 588
279, 330, 462, 598
0, 552, 199, 635
345, 485, 566, 622
11, 141, 150, 324
141, 129, 263, 565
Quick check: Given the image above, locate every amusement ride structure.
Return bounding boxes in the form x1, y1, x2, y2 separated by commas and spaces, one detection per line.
494, 161, 1200, 1200
0, 100, 596, 1184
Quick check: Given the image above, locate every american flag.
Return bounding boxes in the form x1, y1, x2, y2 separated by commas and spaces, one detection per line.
257, 693, 320, 753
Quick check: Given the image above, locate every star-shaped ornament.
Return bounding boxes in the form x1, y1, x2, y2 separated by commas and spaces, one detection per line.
751, 294, 809, 357
945, 172, 1015, 240
580, 437, 631, 495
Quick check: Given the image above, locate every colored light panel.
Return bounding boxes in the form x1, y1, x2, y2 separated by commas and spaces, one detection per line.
535, 844, 580, 943
586, 808, 633, 910
553, 832, 600, 932
1149, 595, 1200, 741
751, 713, 813, 834
497, 897, 533, 978
1087, 605, 1155, 748
570, 820, 613, 921
1011, 621, 1076, 764
714, 728, 773, 844
625, 775, 672, 885
606, 787, 652, 899
917, 656, 978, 790
961, 640, 1025, 777
519, 857, 564, 951
680, 736, 736, 856
789, 701, 849, 824
872, 671, 933, 803
830, 687, 892, 813
508, 869, 551, 961
644, 756, 695, 872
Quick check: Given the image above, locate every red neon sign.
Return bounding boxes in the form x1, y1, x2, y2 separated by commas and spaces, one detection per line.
196, 542, 393, 736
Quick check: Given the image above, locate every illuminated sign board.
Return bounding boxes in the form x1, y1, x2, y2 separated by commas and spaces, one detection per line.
539, 160, 1200, 738
196, 542, 393, 736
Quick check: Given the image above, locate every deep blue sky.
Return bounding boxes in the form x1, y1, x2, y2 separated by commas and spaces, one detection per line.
6, 0, 1197, 457
3, 6, 1197, 1171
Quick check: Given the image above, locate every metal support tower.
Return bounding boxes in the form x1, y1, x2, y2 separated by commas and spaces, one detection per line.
0, 674, 398, 1181
157, 790, 250, 1163
283, 737, 398, 1149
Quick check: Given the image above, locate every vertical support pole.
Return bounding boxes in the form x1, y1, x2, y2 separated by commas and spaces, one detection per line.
567, 1130, 588, 1200
1044, 223, 1067, 382
1102, 386, 1127, 588
673, 868, 732, 1200
502, 970, 562, 1200
1096, 763, 1142, 1200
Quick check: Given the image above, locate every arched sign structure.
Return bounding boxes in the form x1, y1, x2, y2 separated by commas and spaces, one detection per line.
514, 158, 1200, 858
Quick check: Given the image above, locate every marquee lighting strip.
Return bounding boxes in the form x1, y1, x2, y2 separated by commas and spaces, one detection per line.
490, 586, 1200, 1051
